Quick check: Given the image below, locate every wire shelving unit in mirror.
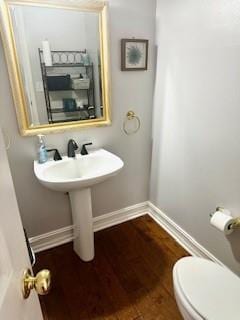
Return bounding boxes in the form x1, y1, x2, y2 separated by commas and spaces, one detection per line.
38, 49, 96, 124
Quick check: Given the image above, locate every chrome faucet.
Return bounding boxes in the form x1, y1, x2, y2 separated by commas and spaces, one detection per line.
67, 139, 78, 157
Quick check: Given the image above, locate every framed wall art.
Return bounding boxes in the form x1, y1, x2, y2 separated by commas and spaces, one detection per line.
121, 39, 148, 71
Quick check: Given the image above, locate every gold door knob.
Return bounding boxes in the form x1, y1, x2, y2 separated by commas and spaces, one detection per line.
22, 268, 51, 299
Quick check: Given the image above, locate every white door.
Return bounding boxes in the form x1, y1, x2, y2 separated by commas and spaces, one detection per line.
0, 128, 43, 320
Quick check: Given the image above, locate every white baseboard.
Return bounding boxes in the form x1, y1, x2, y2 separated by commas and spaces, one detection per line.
147, 201, 224, 266
93, 201, 148, 232
30, 200, 224, 267
30, 225, 74, 253
30, 201, 148, 253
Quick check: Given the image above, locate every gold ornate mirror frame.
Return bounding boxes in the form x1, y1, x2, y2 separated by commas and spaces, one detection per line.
0, 0, 111, 136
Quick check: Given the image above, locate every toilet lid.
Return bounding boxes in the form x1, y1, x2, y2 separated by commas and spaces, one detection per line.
174, 257, 240, 320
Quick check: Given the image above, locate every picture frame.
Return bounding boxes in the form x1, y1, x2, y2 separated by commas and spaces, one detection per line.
121, 39, 148, 71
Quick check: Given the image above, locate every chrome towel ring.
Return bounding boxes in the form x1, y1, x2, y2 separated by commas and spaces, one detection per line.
123, 111, 141, 135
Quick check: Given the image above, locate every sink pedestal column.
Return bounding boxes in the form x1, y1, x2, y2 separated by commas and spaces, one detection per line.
69, 188, 94, 261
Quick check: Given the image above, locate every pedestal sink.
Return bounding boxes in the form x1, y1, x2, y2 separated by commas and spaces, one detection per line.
34, 149, 124, 261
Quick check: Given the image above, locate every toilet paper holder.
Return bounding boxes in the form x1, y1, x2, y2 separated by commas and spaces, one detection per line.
210, 207, 240, 230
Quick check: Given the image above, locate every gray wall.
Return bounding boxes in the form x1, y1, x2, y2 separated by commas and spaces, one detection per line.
151, 0, 240, 274
0, 0, 156, 237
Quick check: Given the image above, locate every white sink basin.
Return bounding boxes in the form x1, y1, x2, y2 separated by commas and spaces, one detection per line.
34, 149, 123, 192
34, 148, 124, 262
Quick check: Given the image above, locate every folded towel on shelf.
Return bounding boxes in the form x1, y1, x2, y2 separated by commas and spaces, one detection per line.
47, 74, 71, 91
63, 98, 77, 113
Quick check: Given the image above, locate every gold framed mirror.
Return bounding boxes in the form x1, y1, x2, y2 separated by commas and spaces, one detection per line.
0, 0, 111, 136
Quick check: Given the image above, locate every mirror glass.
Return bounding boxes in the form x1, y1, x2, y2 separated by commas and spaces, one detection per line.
9, 4, 104, 126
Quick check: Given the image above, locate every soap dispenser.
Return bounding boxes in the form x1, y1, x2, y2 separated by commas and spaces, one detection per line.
37, 134, 48, 164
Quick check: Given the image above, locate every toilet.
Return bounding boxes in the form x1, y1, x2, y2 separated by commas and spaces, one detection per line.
173, 257, 240, 320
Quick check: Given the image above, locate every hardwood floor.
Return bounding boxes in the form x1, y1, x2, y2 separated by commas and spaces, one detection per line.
34, 215, 189, 320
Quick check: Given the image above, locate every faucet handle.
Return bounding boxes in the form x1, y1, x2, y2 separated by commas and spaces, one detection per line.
47, 149, 62, 161
80, 142, 92, 155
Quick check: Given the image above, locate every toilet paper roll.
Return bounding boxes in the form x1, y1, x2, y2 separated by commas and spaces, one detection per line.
42, 40, 52, 66
210, 211, 235, 235
216, 208, 231, 216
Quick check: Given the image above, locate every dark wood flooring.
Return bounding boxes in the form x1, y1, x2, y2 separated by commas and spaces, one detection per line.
34, 215, 188, 320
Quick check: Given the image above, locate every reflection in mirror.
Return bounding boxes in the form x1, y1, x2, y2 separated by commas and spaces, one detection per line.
10, 5, 103, 126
